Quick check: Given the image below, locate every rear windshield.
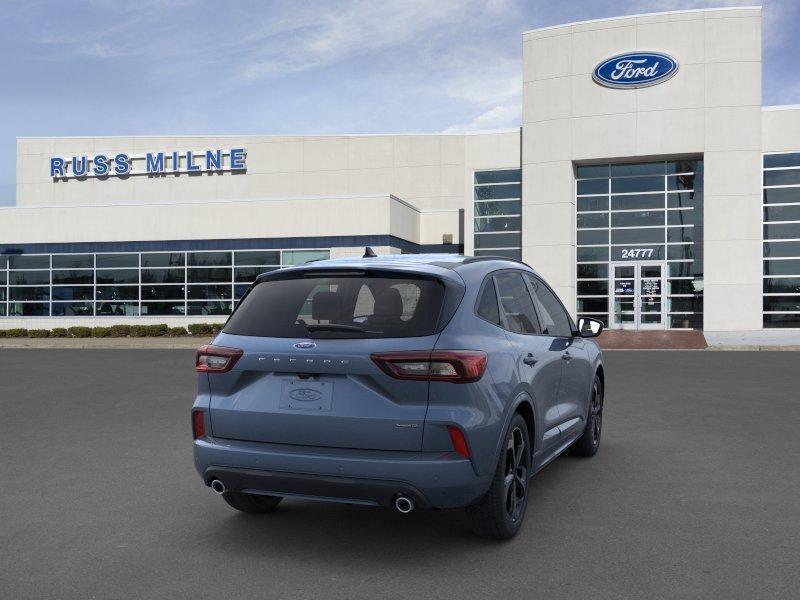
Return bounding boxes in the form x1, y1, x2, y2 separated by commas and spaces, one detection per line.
224, 273, 446, 338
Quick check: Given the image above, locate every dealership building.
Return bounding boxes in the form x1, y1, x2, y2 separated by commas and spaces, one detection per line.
2, 5, 799, 335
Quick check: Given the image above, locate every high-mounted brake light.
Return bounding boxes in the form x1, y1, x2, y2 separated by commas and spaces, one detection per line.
370, 350, 487, 383
192, 410, 206, 439
195, 345, 243, 373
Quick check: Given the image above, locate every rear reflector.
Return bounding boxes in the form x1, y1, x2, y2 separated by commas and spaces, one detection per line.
370, 350, 487, 383
195, 345, 243, 373
447, 426, 470, 458
192, 410, 206, 439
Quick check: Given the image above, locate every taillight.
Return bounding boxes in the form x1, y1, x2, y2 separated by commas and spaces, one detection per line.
192, 410, 206, 439
370, 350, 487, 383
195, 345, 243, 373
447, 425, 470, 458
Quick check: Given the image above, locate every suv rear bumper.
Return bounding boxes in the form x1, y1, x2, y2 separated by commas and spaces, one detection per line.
194, 437, 491, 509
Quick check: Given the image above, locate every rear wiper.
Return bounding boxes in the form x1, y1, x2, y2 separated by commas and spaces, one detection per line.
304, 323, 379, 334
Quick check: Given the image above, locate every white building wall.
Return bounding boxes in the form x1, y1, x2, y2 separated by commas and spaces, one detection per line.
16, 131, 522, 250
522, 6, 763, 329
763, 106, 800, 152
0, 194, 418, 245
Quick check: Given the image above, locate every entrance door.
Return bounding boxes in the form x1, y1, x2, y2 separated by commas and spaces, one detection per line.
610, 262, 666, 330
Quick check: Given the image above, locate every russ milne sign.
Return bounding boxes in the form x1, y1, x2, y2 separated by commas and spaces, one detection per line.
593, 52, 678, 89
50, 148, 246, 179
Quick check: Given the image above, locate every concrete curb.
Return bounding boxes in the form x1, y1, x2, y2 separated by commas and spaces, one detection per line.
603, 345, 800, 351
708, 345, 800, 351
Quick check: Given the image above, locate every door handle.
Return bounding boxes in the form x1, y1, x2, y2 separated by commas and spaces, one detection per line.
522, 353, 537, 366
561, 351, 572, 361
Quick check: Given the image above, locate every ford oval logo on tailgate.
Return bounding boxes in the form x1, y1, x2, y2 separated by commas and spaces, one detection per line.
293, 342, 316, 349
593, 52, 678, 89
288, 388, 323, 402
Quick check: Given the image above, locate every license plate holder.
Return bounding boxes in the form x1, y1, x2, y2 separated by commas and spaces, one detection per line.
279, 380, 333, 411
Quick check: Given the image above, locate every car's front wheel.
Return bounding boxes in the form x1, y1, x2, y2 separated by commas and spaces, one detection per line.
570, 373, 603, 457
466, 413, 531, 540
221, 491, 283, 514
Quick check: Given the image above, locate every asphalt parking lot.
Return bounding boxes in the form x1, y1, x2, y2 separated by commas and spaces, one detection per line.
1, 350, 799, 599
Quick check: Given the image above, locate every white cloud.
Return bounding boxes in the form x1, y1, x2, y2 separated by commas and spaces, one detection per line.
443, 103, 521, 132
235, 0, 472, 81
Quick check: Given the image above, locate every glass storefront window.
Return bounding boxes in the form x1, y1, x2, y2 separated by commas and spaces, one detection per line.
577, 213, 608, 229
141, 253, 185, 267
96, 254, 137, 268
187, 268, 231, 283
0, 247, 331, 318
281, 250, 330, 266
10, 287, 50, 301
52, 302, 94, 316
52, 286, 94, 301
96, 286, 139, 301
576, 159, 704, 330
474, 170, 521, 184
764, 259, 800, 275
764, 153, 800, 328
187, 285, 232, 300
141, 269, 185, 284
577, 197, 608, 212
188, 251, 232, 266
474, 183, 522, 200
52, 270, 93, 284
234, 266, 277, 282
577, 230, 608, 245
9, 271, 50, 285
9, 255, 49, 269
473, 170, 522, 260
474, 200, 521, 217
96, 302, 138, 316
611, 210, 665, 228
234, 250, 280, 266
52, 254, 93, 269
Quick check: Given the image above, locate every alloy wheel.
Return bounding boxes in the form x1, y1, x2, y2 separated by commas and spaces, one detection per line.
503, 426, 529, 522
590, 380, 603, 446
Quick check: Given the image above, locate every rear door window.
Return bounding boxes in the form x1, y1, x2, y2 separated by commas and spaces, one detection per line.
224, 273, 445, 338
476, 277, 501, 326
526, 274, 574, 337
493, 271, 541, 335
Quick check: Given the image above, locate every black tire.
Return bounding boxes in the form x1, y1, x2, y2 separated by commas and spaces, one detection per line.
570, 374, 603, 457
466, 413, 531, 540
221, 491, 283, 514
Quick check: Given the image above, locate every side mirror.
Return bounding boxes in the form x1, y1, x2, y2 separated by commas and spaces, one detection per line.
577, 317, 604, 338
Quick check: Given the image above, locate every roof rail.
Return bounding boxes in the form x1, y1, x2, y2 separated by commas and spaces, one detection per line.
461, 255, 532, 268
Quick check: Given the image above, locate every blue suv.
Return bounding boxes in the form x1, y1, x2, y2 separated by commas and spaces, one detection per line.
192, 253, 604, 539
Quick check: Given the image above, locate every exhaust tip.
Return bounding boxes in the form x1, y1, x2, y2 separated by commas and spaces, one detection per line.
210, 479, 226, 495
394, 495, 414, 514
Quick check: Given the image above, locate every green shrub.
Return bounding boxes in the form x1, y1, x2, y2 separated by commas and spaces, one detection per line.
51, 328, 69, 338
129, 325, 148, 337
109, 324, 132, 337
28, 329, 51, 338
188, 323, 224, 335
0, 329, 5, 338
68, 326, 92, 338
91, 327, 113, 338
188, 323, 212, 335
146, 324, 169, 337
4, 328, 28, 338
168, 326, 188, 337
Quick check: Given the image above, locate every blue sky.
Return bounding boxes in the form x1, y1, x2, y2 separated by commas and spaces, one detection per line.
1, 0, 798, 206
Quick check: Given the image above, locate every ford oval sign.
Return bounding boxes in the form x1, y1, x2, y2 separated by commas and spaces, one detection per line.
293, 342, 316, 349
593, 52, 678, 89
